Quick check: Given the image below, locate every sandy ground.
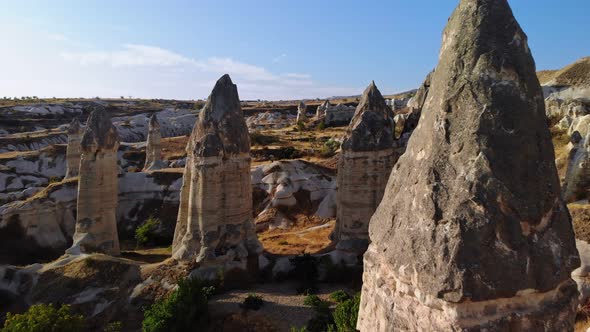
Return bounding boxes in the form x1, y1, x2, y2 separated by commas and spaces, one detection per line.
208, 281, 355, 332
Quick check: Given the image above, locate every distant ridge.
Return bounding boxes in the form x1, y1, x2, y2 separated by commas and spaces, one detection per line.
538, 56, 590, 86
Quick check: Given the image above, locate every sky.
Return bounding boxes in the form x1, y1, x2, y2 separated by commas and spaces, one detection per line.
0, 0, 588, 101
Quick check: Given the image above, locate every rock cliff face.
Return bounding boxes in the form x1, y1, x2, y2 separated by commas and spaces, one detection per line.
143, 114, 166, 171
65, 118, 83, 178
68, 107, 121, 256
296, 101, 308, 123
332, 82, 398, 253
357, 1, 580, 331
172, 74, 262, 279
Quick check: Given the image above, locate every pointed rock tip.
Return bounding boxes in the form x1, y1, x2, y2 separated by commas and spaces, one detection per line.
149, 113, 159, 126
217, 74, 234, 85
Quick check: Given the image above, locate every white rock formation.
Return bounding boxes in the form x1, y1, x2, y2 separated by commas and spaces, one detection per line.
143, 114, 166, 171
172, 74, 262, 278
65, 118, 83, 178
316, 100, 331, 118
68, 107, 121, 256
296, 101, 308, 123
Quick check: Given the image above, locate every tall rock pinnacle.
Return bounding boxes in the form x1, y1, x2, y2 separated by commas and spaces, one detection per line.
357, 0, 580, 331
143, 114, 166, 171
297, 101, 308, 123
67, 107, 120, 256
172, 74, 262, 279
332, 81, 398, 254
65, 117, 83, 178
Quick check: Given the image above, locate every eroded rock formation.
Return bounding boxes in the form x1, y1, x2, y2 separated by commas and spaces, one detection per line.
316, 100, 331, 118
143, 114, 166, 171
65, 118, 83, 178
332, 81, 398, 253
357, 1, 580, 331
67, 107, 121, 256
296, 101, 308, 123
172, 74, 262, 278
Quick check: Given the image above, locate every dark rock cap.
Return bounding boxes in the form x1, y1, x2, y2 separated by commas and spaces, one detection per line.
191, 74, 250, 157
341, 81, 395, 152
67, 117, 82, 135
81, 107, 119, 151
148, 113, 160, 129
368, 0, 579, 302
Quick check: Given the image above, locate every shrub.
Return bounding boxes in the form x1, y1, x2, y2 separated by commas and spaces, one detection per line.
316, 122, 326, 130
333, 294, 361, 332
329, 290, 351, 304
241, 294, 264, 311
104, 321, 122, 332
296, 121, 306, 131
135, 217, 164, 247
290, 327, 307, 332
2, 303, 84, 332
319, 139, 340, 158
303, 294, 323, 308
142, 278, 209, 332
290, 254, 319, 294
250, 132, 279, 146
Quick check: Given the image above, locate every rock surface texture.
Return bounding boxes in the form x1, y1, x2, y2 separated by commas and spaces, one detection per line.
65, 118, 83, 178
332, 82, 398, 253
172, 74, 262, 278
67, 107, 121, 256
296, 101, 308, 123
316, 100, 331, 118
357, 1, 581, 331
143, 114, 166, 171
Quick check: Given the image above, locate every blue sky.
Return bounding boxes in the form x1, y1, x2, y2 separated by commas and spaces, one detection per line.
0, 0, 588, 100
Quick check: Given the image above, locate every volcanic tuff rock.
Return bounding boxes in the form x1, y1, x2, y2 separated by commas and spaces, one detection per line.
67, 107, 121, 256
296, 101, 308, 123
143, 114, 166, 171
65, 118, 83, 178
563, 130, 590, 203
332, 81, 398, 253
357, 1, 580, 331
172, 74, 262, 278
316, 100, 331, 118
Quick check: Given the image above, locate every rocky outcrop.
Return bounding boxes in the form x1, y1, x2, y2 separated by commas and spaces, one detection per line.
143, 114, 166, 171
0, 171, 182, 265
563, 131, 590, 202
332, 82, 398, 254
296, 101, 308, 123
65, 118, 83, 178
251, 160, 337, 229
172, 74, 262, 279
316, 100, 331, 118
324, 104, 356, 127
357, 1, 580, 331
68, 108, 121, 256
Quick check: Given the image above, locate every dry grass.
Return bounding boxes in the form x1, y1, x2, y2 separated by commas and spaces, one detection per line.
570, 203, 590, 243
538, 57, 590, 86
161, 136, 189, 160
551, 126, 571, 181
258, 218, 335, 256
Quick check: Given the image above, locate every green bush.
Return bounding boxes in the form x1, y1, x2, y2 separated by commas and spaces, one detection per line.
296, 121, 306, 131
290, 327, 307, 332
2, 303, 84, 332
142, 278, 209, 332
104, 321, 122, 332
316, 122, 326, 130
319, 139, 340, 158
290, 254, 319, 294
135, 217, 163, 247
329, 290, 351, 304
241, 294, 264, 311
303, 294, 323, 307
332, 294, 361, 332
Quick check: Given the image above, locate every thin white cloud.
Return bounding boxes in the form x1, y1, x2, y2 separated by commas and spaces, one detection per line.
272, 53, 287, 63
62, 44, 195, 67
200, 57, 278, 81
284, 73, 311, 79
